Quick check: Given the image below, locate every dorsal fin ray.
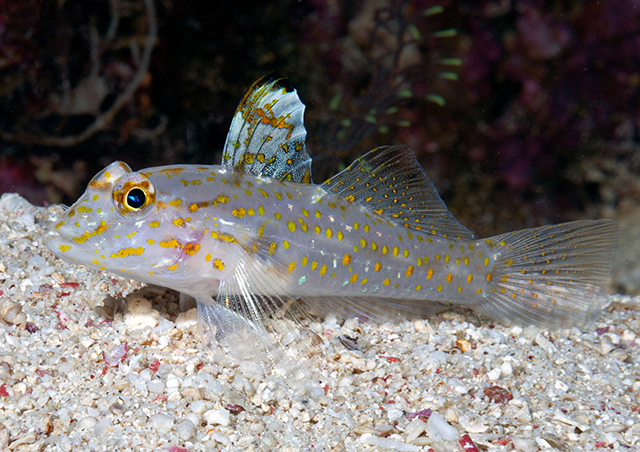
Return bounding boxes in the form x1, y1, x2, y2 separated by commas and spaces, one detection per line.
320, 145, 474, 239
222, 72, 312, 184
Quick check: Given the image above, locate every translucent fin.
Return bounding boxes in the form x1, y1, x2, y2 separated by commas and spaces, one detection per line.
222, 72, 312, 183
321, 145, 474, 239
197, 253, 323, 392
477, 219, 618, 328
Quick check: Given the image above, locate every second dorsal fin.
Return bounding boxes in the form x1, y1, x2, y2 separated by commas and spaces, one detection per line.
320, 145, 474, 239
222, 72, 312, 184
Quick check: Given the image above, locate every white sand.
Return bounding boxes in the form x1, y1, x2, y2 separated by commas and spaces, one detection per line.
0, 193, 638, 451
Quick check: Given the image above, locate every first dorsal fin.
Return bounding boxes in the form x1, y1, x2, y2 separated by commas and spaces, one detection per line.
222, 72, 312, 184
320, 145, 474, 239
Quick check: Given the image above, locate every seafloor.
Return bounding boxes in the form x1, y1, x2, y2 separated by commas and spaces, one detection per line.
0, 192, 638, 451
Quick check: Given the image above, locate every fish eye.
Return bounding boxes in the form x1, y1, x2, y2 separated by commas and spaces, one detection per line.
126, 188, 147, 210
112, 172, 156, 217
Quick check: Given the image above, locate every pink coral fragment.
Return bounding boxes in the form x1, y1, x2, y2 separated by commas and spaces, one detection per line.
103, 341, 128, 367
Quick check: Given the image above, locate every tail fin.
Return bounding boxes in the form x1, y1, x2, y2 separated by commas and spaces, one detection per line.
476, 219, 618, 329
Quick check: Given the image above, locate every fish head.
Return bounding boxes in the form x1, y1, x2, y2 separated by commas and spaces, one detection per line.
46, 161, 224, 291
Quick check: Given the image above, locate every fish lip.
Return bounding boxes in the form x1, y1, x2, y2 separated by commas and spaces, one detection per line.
45, 233, 74, 258
45, 233, 97, 264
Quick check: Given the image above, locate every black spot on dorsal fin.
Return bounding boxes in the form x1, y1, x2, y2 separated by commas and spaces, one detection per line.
222, 72, 312, 184
320, 145, 474, 239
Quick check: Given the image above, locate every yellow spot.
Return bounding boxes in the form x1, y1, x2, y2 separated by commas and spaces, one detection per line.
349, 274, 358, 284
205, 254, 212, 262
417, 257, 423, 266
288, 262, 296, 272
371, 242, 378, 251
467, 274, 473, 283
484, 257, 490, 266
486, 273, 492, 282
437, 285, 443, 292
360, 238, 367, 248
363, 224, 370, 233
302, 256, 308, 267
274, 212, 281, 220
315, 210, 322, 218
149, 221, 160, 228
213, 259, 225, 270
464, 257, 469, 266
244, 189, 252, 196
436, 254, 441, 261
92, 194, 99, 201
374, 262, 382, 272
382, 245, 388, 255
320, 264, 327, 276
326, 228, 333, 239
110, 246, 144, 258
427, 269, 434, 280
444, 254, 450, 263
215, 194, 230, 205
392, 246, 399, 257
258, 205, 265, 215
314, 225, 321, 234
342, 253, 351, 266
160, 239, 180, 248
183, 243, 200, 256
232, 207, 246, 218
337, 231, 344, 241
301, 208, 309, 217
168, 264, 179, 271
403, 249, 409, 258
383, 278, 390, 286
311, 260, 318, 271
173, 218, 185, 227
283, 240, 290, 249
126, 231, 137, 239
169, 198, 182, 207
353, 222, 359, 230
91, 258, 100, 266
147, 239, 155, 245
406, 266, 414, 278
446, 273, 453, 283
458, 286, 463, 293
247, 208, 255, 216
258, 188, 269, 198
416, 285, 422, 291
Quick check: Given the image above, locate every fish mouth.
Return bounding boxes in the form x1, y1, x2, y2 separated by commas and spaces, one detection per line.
45, 233, 98, 266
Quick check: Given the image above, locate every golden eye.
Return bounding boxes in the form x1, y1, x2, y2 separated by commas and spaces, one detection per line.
112, 172, 156, 217
126, 188, 147, 210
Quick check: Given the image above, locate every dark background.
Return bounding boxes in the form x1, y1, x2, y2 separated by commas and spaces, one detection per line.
0, 0, 638, 237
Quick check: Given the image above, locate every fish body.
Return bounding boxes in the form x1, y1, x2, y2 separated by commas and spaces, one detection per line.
49, 159, 496, 304
47, 73, 618, 373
